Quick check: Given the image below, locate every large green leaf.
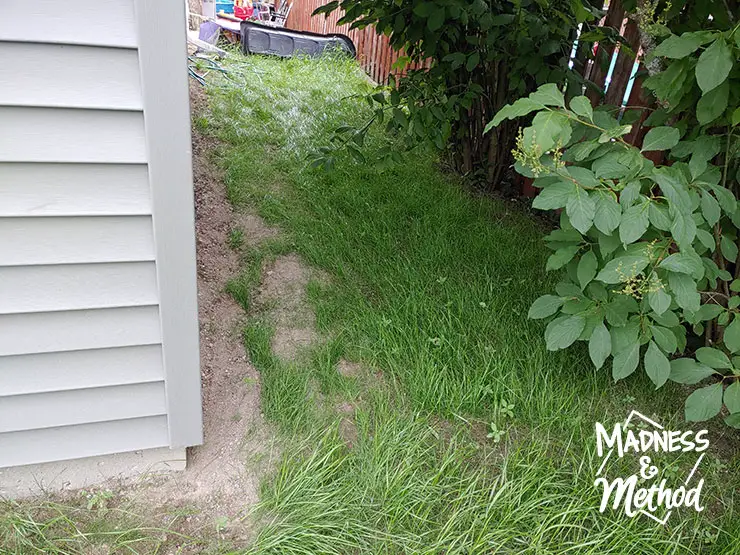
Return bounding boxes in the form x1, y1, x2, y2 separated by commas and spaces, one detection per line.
695, 346, 731, 369
529, 83, 565, 107
700, 190, 721, 226
592, 153, 629, 180
724, 316, 740, 353
645, 340, 670, 388
685, 382, 723, 422
545, 315, 586, 351
532, 181, 575, 210
727, 413, 740, 428
594, 191, 621, 234
648, 203, 672, 231
697, 304, 724, 321
589, 322, 611, 369
650, 325, 677, 353
670, 358, 716, 384
641, 126, 680, 152
652, 170, 691, 212
567, 166, 601, 189
604, 296, 637, 327
695, 228, 715, 251
696, 80, 729, 125
427, 7, 446, 31
667, 272, 701, 312
658, 252, 704, 277
652, 32, 705, 59
696, 38, 733, 93
710, 185, 737, 215
569, 141, 600, 161
619, 181, 641, 208
528, 295, 564, 319
612, 342, 640, 381
619, 202, 650, 245
466, 51, 480, 72
527, 110, 572, 152
721, 235, 738, 263
671, 210, 697, 250
645, 58, 691, 108
690, 137, 722, 180
487, 97, 546, 129
598, 231, 622, 257
648, 286, 672, 315
725, 381, 740, 414
611, 319, 639, 350
569, 95, 593, 120
565, 187, 596, 234
546, 245, 580, 271
577, 250, 598, 289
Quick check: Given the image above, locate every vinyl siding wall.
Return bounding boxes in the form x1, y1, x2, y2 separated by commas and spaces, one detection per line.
0, 0, 201, 468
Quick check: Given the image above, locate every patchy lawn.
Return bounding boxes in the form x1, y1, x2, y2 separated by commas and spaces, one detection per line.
2, 53, 738, 554
202, 54, 740, 553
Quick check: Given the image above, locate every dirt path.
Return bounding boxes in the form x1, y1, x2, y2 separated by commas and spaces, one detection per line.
123, 85, 280, 543
130, 82, 344, 547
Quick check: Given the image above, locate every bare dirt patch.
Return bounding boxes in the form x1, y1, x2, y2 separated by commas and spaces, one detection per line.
122, 84, 282, 542
254, 254, 320, 359
235, 213, 281, 246
337, 359, 363, 378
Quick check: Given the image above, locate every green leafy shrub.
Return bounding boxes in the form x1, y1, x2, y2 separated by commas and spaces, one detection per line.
313, 0, 602, 186
491, 19, 740, 426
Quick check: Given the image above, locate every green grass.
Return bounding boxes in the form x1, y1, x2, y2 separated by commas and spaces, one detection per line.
0, 497, 199, 554
204, 54, 740, 554
5, 54, 738, 554
240, 418, 740, 554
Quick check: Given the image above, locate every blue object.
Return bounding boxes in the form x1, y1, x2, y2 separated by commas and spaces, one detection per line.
216, 1, 234, 14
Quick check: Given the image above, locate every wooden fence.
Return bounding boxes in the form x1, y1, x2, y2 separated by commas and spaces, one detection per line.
288, 0, 651, 113
586, 0, 653, 145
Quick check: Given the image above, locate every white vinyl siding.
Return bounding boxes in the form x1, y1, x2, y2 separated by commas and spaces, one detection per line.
0, 262, 159, 314
0, 0, 138, 48
0, 0, 201, 471
0, 346, 165, 397
0, 163, 151, 217
0, 383, 167, 433
0, 306, 162, 357
0, 417, 170, 469
0, 108, 147, 163
0, 216, 155, 266
0, 43, 142, 110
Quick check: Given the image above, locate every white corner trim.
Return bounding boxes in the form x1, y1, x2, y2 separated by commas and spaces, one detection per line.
134, 0, 203, 447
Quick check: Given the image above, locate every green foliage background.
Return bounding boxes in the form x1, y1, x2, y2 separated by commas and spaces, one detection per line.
494, 4, 740, 426
314, 0, 602, 185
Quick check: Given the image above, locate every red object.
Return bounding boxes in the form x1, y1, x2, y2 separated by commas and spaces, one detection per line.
234, 5, 253, 19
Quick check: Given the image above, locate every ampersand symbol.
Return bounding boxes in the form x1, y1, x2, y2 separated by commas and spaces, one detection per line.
639, 455, 658, 480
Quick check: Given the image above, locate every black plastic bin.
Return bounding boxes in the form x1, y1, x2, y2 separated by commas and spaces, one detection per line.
240, 21, 355, 58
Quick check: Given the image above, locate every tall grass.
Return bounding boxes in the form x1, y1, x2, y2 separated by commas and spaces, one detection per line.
0, 498, 193, 554
240, 413, 738, 554
205, 53, 739, 554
